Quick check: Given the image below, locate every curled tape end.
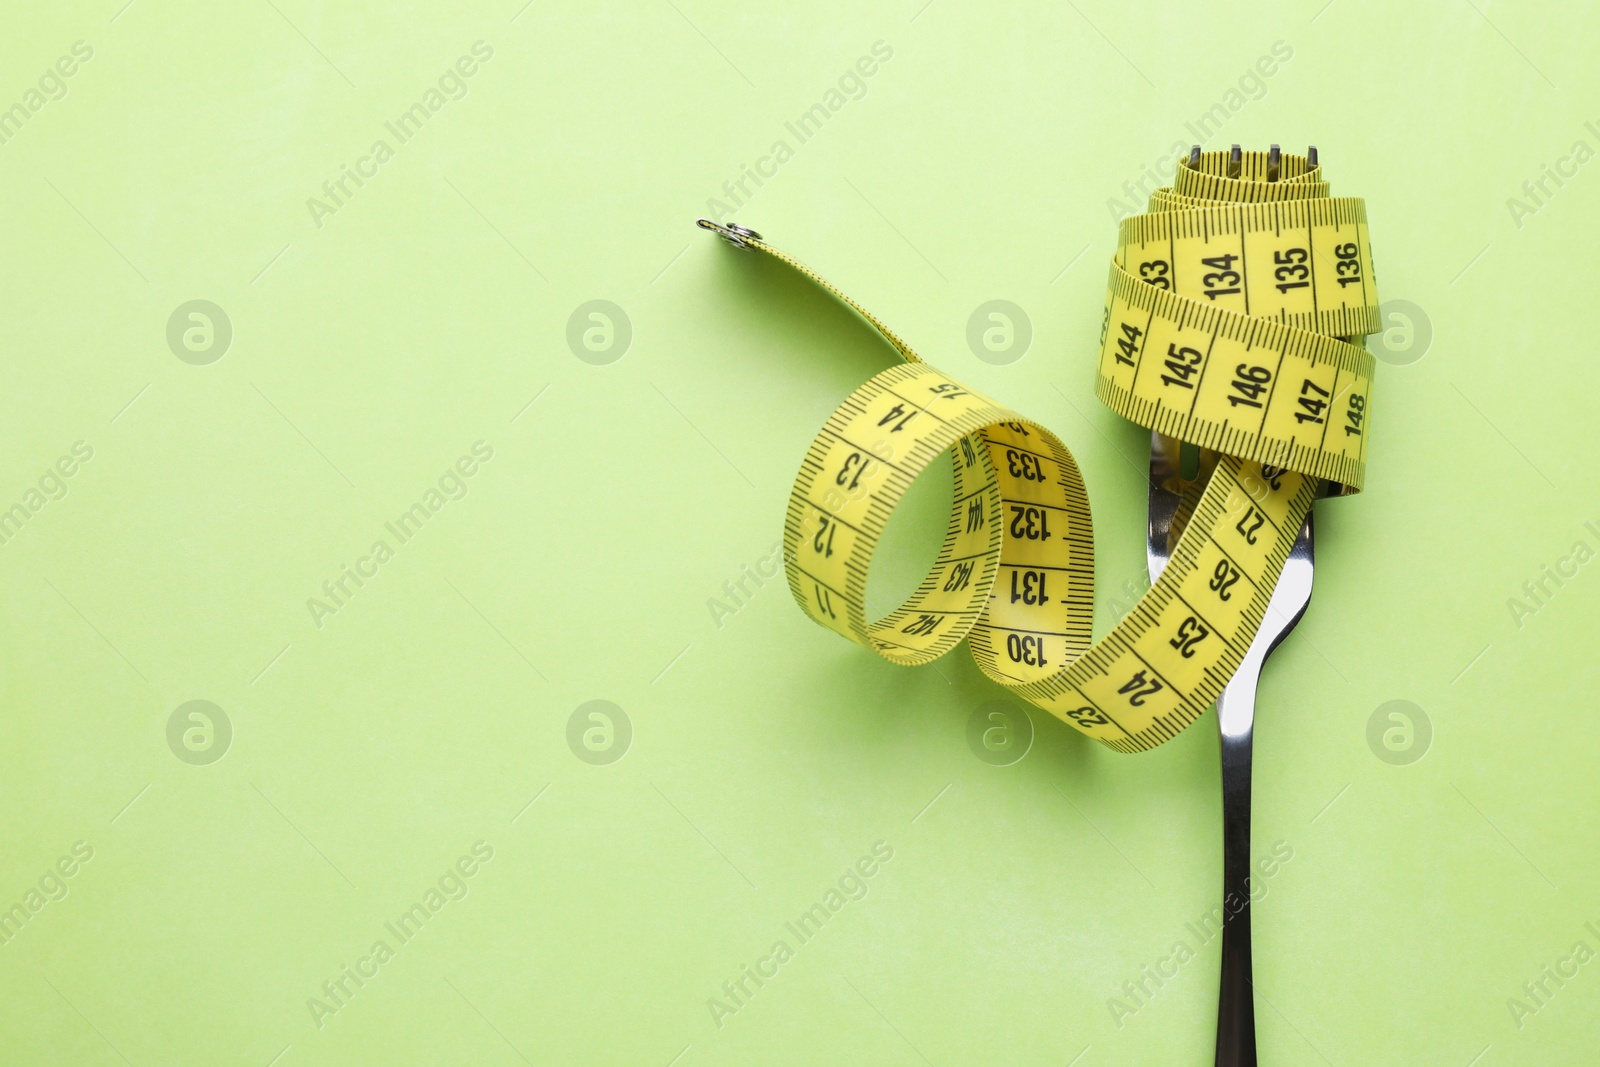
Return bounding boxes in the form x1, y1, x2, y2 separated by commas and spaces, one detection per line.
696, 219, 763, 250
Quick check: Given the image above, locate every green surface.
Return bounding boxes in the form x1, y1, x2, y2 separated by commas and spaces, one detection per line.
1, 1, 1597, 1063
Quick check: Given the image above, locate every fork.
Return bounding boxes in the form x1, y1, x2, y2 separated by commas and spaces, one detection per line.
1142, 142, 1323, 1066
1146, 432, 1314, 1067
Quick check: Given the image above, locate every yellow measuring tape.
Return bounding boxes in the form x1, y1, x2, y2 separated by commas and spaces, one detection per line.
701, 149, 1377, 753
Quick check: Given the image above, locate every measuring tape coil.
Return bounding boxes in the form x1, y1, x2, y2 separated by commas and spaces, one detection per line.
702, 149, 1378, 753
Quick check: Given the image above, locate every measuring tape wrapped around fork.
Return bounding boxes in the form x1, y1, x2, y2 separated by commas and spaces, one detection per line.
698, 148, 1377, 753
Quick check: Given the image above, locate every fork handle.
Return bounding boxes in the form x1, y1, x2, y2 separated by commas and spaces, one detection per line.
1215, 727, 1257, 1066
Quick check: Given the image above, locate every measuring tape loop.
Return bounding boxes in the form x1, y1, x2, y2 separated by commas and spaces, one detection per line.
699, 149, 1377, 753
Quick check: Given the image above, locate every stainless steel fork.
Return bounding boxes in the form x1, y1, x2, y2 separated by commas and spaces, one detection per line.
1147, 432, 1314, 1067
1141, 142, 1323, 1066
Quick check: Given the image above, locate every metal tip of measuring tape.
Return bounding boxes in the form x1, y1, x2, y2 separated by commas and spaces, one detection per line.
696, 218, 763, 250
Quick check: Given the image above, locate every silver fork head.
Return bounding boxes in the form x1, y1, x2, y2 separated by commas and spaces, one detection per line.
1146, 431, 1316, 733
1147, 432, 1217, 581
1146, 431, 1183, 584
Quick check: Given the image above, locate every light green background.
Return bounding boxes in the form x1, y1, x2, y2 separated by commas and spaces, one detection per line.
1, 1, 1597, 1063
